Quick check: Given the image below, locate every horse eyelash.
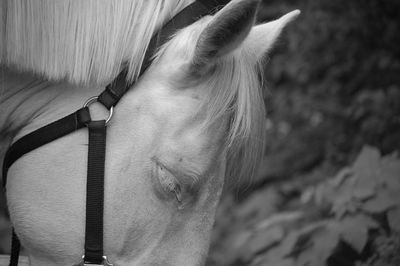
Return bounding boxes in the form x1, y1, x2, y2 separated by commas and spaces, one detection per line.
158, 164, 183, 203
172, 184, 182, 203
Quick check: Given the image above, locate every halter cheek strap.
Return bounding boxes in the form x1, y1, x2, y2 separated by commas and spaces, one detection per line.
2, 1, 230, 265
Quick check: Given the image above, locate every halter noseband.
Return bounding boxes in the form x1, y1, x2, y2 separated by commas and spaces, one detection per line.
2, 1, 230, 265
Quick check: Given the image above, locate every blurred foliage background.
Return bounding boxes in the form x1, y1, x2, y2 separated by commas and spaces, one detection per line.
208, 0, 400, 265
255, 0, 400, 186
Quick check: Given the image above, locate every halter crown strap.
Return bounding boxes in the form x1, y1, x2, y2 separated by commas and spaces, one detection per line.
98, 0, 230, 110
2, 1, 231, 265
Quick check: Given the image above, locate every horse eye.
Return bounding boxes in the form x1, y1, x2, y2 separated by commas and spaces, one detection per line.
157, 164, 183, 205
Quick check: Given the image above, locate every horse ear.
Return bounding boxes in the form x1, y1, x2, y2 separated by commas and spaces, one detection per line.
245, 10, 301, 61
191, 0, 260, 70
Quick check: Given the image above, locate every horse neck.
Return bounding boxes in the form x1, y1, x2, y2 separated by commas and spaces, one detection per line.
0, 67, 103, 144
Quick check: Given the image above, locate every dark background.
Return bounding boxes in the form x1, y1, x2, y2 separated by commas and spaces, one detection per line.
207, 0, 400, 265
257, 0, 399, 185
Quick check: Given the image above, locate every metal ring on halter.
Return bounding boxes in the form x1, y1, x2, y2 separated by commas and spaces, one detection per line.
83, 96, 114, 124
80, 255, 114, 266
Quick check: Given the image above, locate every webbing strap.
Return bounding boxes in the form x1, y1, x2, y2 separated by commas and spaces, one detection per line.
83, 121, 107, 264
9, 230, 20, 266
2, 107, 91, 188
98, 0, 230, 110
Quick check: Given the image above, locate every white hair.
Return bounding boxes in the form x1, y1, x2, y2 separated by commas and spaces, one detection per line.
207, 51, 266, 183
154, 21, 266, 183
0, 0, 193, 84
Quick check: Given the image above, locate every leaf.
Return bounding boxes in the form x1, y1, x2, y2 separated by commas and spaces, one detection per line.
337, 215, 370, 253
284, 222, 327, 258
295, 222, 340, 266
379, 153, 400, 188
244, 226, 285, 259
272, 231, 299, 259
330, 167, 353, 188
313, 172, 348, 208
352, 146, 380, 201
235, 187, 280, 221
387, 207, 400, 232
256, 212, 303, 230
353, 186, 376, 201
362, 193, 397, 214
249, 232, 298, 265
353, 146, 380, 180
331, 176, 358, 217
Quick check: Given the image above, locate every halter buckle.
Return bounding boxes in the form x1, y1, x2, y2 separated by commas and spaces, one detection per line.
83, 96, 114, 124
79, 255, 114, 266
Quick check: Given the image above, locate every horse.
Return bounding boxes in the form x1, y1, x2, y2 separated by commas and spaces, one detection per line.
0, 0, 299, 264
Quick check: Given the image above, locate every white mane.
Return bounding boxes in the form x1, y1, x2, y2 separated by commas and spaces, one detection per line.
208, 51, 266, 183
0, 0, 193, 84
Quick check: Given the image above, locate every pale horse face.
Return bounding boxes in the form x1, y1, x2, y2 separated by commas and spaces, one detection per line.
6, 0, 299, 265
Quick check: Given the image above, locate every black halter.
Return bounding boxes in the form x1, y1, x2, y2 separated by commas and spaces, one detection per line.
2, 1, 230, 265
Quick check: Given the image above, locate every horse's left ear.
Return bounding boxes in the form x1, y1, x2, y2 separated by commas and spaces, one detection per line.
244, 10, 301, 61
191, 0, 260, 70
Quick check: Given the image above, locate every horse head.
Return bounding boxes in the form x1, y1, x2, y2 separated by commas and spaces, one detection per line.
2, 0, 299, 264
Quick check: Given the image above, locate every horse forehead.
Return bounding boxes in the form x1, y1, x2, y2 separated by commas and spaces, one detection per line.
116, 82, 224, 157
128, 81, 202, 123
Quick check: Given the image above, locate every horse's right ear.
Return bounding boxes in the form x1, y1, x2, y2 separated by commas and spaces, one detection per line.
191, 0, 260, 72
